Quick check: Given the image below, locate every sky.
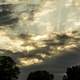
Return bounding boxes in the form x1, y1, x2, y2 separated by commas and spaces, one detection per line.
0, 1, 80, 80
0, 0, 80, 35
0, 0, 80, 76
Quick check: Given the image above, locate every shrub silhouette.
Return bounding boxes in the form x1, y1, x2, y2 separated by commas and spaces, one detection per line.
63, 65, 80, 80
0, 56, 20, 80
27, 70, 54, 80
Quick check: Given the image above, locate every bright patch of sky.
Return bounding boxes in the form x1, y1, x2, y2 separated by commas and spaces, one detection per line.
0, 0, 80, 34
29, 0, 41, 4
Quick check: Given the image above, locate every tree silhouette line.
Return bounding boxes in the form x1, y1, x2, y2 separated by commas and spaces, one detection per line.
0, 56, 80, 80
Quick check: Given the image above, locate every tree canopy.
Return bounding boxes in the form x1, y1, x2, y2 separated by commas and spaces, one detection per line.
27, 70, 54, 80
63, 65, 80, 80
0, 56, 20, 80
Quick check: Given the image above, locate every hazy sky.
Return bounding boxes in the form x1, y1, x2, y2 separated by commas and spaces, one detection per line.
0, 0, 80, 35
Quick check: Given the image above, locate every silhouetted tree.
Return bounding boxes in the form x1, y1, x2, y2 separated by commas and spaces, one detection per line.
0, 56, 20, 80
63, 65, 80, 80
27, 70, 54, 80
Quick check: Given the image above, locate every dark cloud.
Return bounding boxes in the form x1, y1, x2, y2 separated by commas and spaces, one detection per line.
0, 4, 18, 26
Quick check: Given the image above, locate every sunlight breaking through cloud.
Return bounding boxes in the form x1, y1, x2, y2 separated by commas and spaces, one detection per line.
0, 30, 80, 66
18, 58, 43, 67
0, 0, 80, 66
